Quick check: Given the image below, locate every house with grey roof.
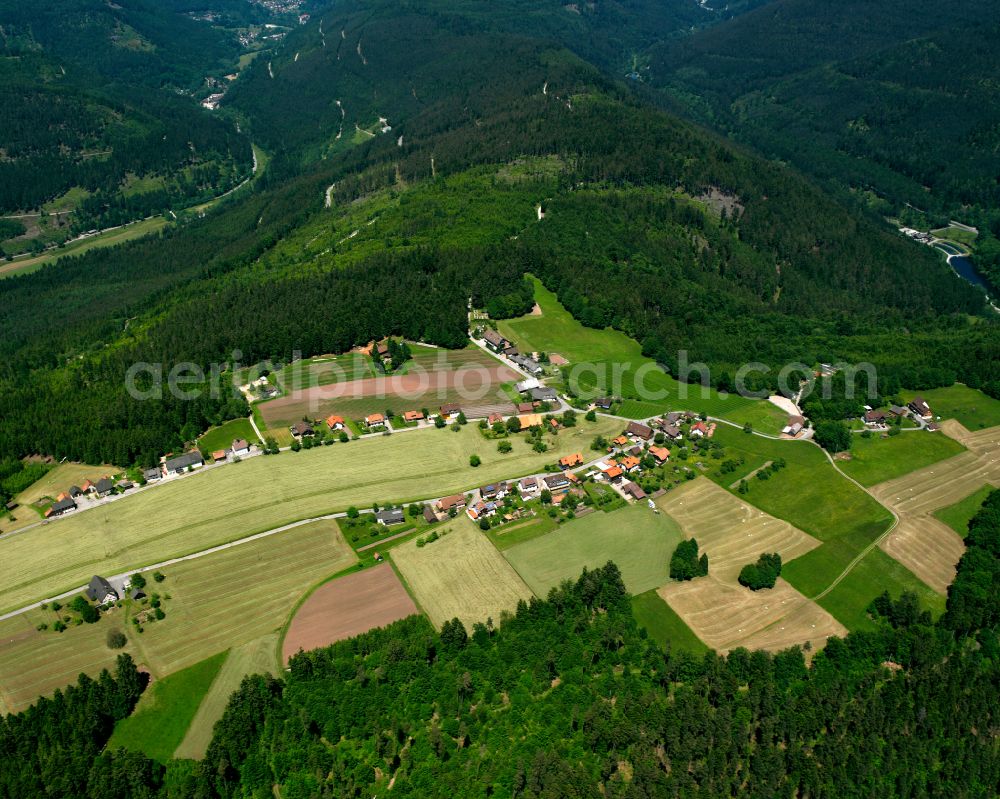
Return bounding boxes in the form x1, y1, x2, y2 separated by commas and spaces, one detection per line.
164, 451, 205, 476
376, 508, 405, 526
86, 576, 118, 605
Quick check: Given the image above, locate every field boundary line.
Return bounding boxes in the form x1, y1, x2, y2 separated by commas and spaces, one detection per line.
809, 448, 899, 601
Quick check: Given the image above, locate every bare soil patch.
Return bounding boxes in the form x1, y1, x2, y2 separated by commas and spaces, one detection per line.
282, 565, 417, 663
261, 365, 518, 426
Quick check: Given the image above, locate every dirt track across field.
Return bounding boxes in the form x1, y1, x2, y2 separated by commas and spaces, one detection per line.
872, 422, 1000, 593
282, 564, 418, 664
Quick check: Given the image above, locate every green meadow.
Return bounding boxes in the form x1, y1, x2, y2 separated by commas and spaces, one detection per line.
631, 590, 708, 655
838, 430, 966, 487
814, 548, 947, 631
107, 652, 227, 762
901, 384, 1000, 430
933, 484, 994, 535
703, 426, 894, 603
197, 418, 260, 455
503, 503, 684, 597
498, 276, 759, 419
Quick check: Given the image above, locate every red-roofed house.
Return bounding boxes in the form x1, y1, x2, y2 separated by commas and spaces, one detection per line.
559, 453, 583, 469
649, 446, 670, 463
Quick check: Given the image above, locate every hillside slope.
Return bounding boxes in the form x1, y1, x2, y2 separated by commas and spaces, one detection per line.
0, 0, 253, 249
0, 2, 996, 464
644, 0, 1000, 239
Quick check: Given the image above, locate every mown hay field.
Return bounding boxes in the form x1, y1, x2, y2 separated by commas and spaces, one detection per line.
392, 518, 533, 630
0, 519, 354, 712
0, 418, 618, 614
654, 479, 844, 653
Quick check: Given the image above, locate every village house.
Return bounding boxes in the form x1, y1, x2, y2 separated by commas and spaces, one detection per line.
890, 405, 909, 418
481, 328, 511, 353
45, 497, 77, 518
602, 464, 624, 483
467, 500, 498, 520
68, 485, 84, 498
530, 386, 558, 403
908, 396, 933, 419
403, 410, 425, 423
364, 413, 386, 428
290, 421, 315, 438
423, 504, 438, 524
662, 424, 682, 440
86, 575, 118, 605
518, 413, 544, 428
543, 473, 570, 492
164, 451, 205, 476
782, 415, 806, 436
326, 414, 346, 431
518, 476, 540, 500
625, 421, 653, 441
516, 401, 535, 413
212, 449, 229, 463
622, 481, 646, 501
649, 445, 670, 464
864, 409, 888, 427
511, 354, 544, 376
690, 421, 709, 438
440, 403, 462, 421
376, 508, 405, 526
143, 467, 163, 483
559, 452, 584, 470
611, 435, 629, 449
516, 377, 541, 394
488, 412, 505, 426
375, 341, 391, 364
620, 455, 641, 474
93, 478, 115, 498
480, 482, 510, 501
593, 397, 613, 410
232, 439, 252, 457
116, 480, 134, 492
436, 494, 467, 514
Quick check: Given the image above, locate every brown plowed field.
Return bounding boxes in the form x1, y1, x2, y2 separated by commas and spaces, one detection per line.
261, 365, 519, 427
282, 564, 418, 664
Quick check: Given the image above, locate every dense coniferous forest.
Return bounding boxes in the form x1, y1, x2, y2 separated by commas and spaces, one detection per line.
0, 0, 252, 230
0, 0, 997, 464
641, 0, 1000, 286
2, 491, 998, 797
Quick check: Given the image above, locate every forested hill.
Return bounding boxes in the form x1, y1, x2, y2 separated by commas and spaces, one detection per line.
642, 0, 1000, 232
224, 0, 767, 164
0, 0, 997, 464
3, 491, 1000, 797
0, 0, 252, 237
